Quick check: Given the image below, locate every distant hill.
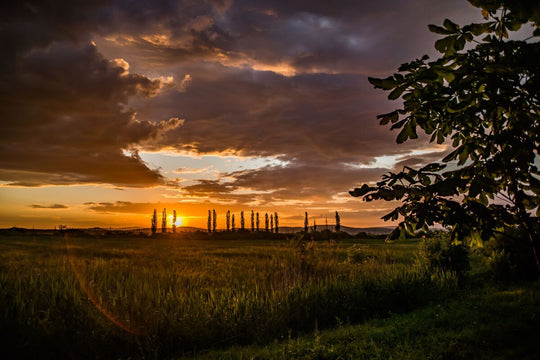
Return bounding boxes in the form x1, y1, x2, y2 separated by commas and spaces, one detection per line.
1, 225, 395, 236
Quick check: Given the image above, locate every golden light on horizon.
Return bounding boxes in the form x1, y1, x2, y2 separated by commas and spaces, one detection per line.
174, 217, 183, 227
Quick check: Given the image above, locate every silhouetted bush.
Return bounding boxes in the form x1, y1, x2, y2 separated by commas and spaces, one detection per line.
480, 227, 539, 281
415, 234, 470, 285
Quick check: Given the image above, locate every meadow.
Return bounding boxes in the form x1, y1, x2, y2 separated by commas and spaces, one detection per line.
0, 230, 538, 359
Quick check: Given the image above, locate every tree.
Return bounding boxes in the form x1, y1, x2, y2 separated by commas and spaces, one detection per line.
274, 212, 279, 233
335, 211, 341, 232
212, 209, 217, 232
251, 210, 255, 232
350, 0, 540, 272
207, 210, 211, 233
313, 219, 317, 232
151, 209, 157, 235
162, 208, 167, 233
304, 212, 309, 232
265, 213, 269, 232
256, 212, 260, 231
172, 210, 177, 233
240, 211, 245, 231
232, 214, 236, 231
226, 210, 231, 231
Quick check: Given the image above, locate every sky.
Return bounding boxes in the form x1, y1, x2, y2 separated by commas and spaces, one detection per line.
0, 0, 485, 229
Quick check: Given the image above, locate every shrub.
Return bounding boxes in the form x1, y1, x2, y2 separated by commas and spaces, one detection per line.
415, 234, 470, 284
347, 244, 374, 264
481, 228, 539, 281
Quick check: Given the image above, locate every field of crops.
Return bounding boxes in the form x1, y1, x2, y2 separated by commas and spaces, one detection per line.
0, 230, 462, 359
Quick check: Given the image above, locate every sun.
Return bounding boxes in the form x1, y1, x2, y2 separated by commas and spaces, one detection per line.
168, 215, 183, 227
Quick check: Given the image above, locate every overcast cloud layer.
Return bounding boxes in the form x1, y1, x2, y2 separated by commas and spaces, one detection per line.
1, 1, 482, 223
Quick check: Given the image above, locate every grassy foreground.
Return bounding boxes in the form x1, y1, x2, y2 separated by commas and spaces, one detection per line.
193, 281, 540, 359
0, 230, 538, 359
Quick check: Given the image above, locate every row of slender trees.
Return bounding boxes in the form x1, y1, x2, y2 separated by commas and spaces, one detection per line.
207, 210, 280, 233
151, 208, 342, 235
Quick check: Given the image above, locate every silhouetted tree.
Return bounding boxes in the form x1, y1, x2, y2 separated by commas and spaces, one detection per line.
251, 210, 254, 232
226, 210, 230, 231
313, 219, 317, 232
151, 209, 157, 235
270, 214, 274, 232
274, 212, 279, 233
304, 212, 308, 232
212, 209, 217, 232
173, 210, 177, 233
265, 213, 269, 232
256, 212, 260, 231
162, 208, 167, 233
232, 214, 236, 231
240, 211, 245, 230
350, 0, 540, 272
207, 210, 211, 233
335, 211, 341, 232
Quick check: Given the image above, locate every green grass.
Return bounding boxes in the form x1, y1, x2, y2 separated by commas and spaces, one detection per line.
195, 281, 540, 359
1, 231, 536, 359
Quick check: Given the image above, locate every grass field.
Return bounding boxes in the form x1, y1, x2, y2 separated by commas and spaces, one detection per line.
0, 230, 538, 359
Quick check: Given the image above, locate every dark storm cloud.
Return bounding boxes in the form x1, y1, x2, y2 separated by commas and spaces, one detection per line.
1, 0, 478, 189
180, 162, 388, 205
135, 64, 429, 165
91, 0, 477, 75
1, 3, 183, 187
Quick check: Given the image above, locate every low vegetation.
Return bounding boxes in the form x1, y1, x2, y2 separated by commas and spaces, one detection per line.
0, 230, 456, 359
1, 229, 537, 359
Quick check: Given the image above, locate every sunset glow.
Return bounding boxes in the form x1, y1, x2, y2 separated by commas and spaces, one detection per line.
0, 1, 483, 230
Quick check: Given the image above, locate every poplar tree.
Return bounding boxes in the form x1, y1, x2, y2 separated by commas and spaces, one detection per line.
256, 212, 260, 231
232, 214, 236, 231
304, 212, 309, 232
207, 210, 211, 233
172, 210, 177, 233
226, 210, 231, 231
251, 210, 255, 232
265, 213, 269, 232
212, 209, 217, 232
274, 212, 279, 233
240, 211, 245, 230
162, 208, 167, 233
151, 209, 157, 235
335, 211, 341, 232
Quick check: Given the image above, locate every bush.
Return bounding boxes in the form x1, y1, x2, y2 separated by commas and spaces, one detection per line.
481, 228, 539, 281
347, 244, 374, 264
415, 234, 470, 284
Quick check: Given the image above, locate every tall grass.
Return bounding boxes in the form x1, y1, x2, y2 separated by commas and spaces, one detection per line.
0, 233, 459, 359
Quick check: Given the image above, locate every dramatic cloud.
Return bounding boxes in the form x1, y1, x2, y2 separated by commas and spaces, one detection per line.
1, 4, 182, 187
29, 204, 68, 209
1, 0, 485, 227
